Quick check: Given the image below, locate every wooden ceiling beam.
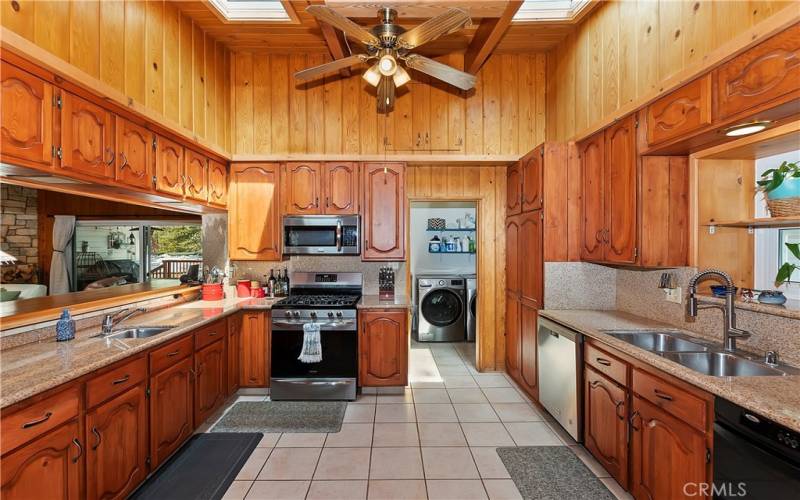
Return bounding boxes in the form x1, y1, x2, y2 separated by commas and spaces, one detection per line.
308, 0, 352, 76
464, 1, 523, 74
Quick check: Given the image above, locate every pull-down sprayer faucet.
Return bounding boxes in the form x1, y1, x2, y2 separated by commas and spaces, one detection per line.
687, 269, 751, 352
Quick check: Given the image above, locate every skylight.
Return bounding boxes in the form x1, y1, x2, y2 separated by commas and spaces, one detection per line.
208, 0, 292, 22
513, 0, 591, 22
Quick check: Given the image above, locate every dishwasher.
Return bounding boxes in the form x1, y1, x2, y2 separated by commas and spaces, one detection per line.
537, 316, 583, 442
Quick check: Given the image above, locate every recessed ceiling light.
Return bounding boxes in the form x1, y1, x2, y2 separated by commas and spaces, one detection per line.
723, 121, 771, 137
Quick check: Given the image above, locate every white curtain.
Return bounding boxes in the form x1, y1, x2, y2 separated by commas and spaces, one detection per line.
49, 216, 76, 295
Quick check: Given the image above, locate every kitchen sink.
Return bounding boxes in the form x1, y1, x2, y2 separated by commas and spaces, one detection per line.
606, 330, 710, 352
660, 352, 797, 377
105, 326, 174, 339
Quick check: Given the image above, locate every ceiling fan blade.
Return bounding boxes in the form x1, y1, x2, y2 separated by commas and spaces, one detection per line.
396, 8, 471, 50
306, 5, 380, 47
294, 54, 367, 82
404, 54, 476, 91
377, 77, 396, 113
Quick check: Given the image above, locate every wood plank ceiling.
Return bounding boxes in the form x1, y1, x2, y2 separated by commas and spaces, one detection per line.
174, 0, 577, 56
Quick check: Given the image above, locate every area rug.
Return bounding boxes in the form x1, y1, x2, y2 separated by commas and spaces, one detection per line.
496, 446, 614, 500
210, 401, 347, 433
130, 432, 261, 500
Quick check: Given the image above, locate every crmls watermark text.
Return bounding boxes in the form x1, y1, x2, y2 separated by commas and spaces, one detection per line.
684, 482, 748, 497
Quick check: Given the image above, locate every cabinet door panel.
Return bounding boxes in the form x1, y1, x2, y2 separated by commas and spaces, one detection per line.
195, 340, 226, 426
579, 132, 605, 261
505, 294, 521, 379
228, 164, 281, 261
115, 117, 153, 190
716, 24, 800, 120
519, 211, 543, 308
155, 135, 184, 196
360, 310, 408, 386
604, 116, 637, 264
646, 76, 712, 146
86, 385, 147, 500
521, 147, 543, 212
283, 162, 322, 214
1, 421, 82, 500
227, 314, 242, 395
0, 62, 53, 169
362, 163, 406, 261
584, 367, 628, 488
241, 312, 268, 387
519, 302, 538, 398
208, 160, 228, 207
150, 357, 193, 468
506, 162, 522, 216
505, 217, 520, 294
61, 93, 114, 179
323, 162, 359, 214
184, 149, 208, 202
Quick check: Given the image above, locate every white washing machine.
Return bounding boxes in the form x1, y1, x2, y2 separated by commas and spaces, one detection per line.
464, 274, 477, 342
415, 275, 467, 342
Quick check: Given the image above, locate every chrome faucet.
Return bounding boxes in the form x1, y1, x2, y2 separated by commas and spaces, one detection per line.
101, 308, 146, 335
687, 269, 751, 352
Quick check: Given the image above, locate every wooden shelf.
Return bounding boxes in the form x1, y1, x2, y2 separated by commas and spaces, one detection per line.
428, 251, 476, 254
426, 228, 476, 232
703, 216, 800, 229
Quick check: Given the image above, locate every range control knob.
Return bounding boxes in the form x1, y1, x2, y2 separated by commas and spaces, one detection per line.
790, 438, 798, 449
336, 311, 343, 318
292, 311, 300, 318
327, 312, 335, 318
310, 312, 317, 319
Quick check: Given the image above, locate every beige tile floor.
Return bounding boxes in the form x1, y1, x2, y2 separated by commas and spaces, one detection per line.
209, 341, 632, 500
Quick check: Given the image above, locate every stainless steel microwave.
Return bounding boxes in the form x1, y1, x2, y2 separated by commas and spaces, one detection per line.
282, 215, 360, 255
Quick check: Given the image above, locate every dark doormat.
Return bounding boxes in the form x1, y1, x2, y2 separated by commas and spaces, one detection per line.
130, 432, 261, 500
211, 401, 347, 433
496, 446, 614, 500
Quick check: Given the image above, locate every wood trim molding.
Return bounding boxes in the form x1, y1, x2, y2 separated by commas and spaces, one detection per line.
230, 154, 520, 165
465, 1, 524, 74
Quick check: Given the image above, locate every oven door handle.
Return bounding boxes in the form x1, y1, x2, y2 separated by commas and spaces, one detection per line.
336, 220, 343, 252
272, 320, 356, 330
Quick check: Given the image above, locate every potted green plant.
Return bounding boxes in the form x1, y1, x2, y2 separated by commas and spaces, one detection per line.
757, 160, 800, 217
775, 242, 800, 287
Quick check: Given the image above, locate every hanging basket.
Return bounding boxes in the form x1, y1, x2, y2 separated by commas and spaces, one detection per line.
766, 197, 800, 217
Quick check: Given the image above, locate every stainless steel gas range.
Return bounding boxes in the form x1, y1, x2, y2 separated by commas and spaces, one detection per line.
270, 272, 362, 401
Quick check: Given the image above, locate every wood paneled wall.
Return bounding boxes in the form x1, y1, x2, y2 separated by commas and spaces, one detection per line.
406, 165, 507, 371
1, 0, 231, 150
231, 52, 546, 156
546, 0, 797, 141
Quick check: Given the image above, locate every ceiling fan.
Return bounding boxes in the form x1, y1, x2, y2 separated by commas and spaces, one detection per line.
295, 5, 477, 113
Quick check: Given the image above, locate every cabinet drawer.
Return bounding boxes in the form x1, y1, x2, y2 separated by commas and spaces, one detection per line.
585, 343, 628, 386
632, 368, 707, 431
195, 320, 226, 350
1, 385, 80, 455
86, 356, 146, 409
150, 335, 193, 375
646, 75, 712, 146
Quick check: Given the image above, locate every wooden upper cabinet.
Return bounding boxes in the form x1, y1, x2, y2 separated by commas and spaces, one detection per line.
184, 149, 208, 202
519, 211, 543, 308
1, 421, 82, 500
579, 131, 605, 261
506, 162, 522, 216
521, 147, 543, 212
584, 367, 629, 489
640, 157, 689, 268
283, 162, 322, 214
362, 163, 406, 261
149, 357, 193, 469
505, 216, 520, 294
155, 135, 184, 197
359, 309, 408, 387
604, 116, 637, 264
60, 92, 114, 179
0, 62, 53, 169
208, 160, 228, 207
228, 163, 282, 261
240, 312, 268, 387
716, 24, 800, 120
115, 117, 153, 190
646, 75, 712, 146
323, 162, 359, 214
85, 385, 147, 500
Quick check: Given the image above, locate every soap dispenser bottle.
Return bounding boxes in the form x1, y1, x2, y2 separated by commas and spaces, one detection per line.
56, 309, 75, 342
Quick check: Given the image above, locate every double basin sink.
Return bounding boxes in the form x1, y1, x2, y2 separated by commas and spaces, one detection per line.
603, 330, 799, 377
103, 326, 175, 340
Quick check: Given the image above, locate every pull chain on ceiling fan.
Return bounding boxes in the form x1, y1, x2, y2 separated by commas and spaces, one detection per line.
295, 5, 477, 113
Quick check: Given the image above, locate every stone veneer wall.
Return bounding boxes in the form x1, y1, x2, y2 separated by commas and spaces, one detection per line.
0, 184, 37, 264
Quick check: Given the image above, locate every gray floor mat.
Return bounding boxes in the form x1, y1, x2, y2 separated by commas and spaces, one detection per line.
211, 401, 347, 433
496, 446, 614, 500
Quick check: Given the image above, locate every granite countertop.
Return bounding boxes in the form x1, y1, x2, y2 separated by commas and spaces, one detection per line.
539, 309, 800, 433
0, 296, 282, 409
357, 294, 412, 309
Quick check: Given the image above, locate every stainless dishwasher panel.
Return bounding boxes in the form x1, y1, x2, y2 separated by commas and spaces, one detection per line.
537, 317, 583, 442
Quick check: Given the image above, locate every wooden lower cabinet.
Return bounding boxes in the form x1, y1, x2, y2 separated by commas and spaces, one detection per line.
195, 339, 227, 425
241, 312, 269, 387
1, 421, 83, 499
150, 357, 194, 468
504, 293, 521, 380
518, 302, 538, 399
85, 385, 147, 500
584, 366, 628, 489
630, 397, 709, 500
228, 313, 243, 395
359, 309, 408, 386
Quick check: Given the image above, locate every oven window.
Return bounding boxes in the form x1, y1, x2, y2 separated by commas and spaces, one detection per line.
272, 330, 358, 378
286, 227, 336, 247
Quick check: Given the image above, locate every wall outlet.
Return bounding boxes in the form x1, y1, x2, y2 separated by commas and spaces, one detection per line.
665, 287, 682, 304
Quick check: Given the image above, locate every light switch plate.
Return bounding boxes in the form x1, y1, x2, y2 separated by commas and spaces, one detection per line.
665, 287, 682, 304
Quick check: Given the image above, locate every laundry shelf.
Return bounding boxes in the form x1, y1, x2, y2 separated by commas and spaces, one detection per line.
426, 228, 476, 232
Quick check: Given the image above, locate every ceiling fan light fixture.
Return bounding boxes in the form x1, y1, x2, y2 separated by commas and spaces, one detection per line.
393, 65, 411, 87
378, 54, 398, 76
363, 63, 382, 87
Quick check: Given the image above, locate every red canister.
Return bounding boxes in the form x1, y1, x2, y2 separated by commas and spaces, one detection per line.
236, 280, 252, 298
202, 283, 224, 301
